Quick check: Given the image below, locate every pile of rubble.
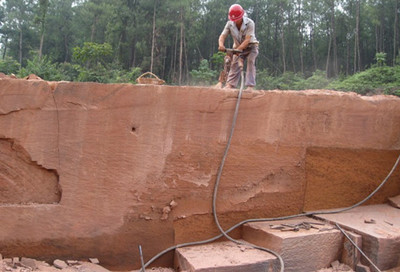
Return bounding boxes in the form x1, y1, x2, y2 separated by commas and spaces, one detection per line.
0, 256, 111, 272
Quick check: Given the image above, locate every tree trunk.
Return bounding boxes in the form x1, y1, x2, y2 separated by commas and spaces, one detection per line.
393, 0, 399, 65
297, 0, 304, 74
346, 35, 350, 75
326, 33, 331, 76
171, 28, 178, 82
130, 38, 136, 68
150, 0, 157, 73
330, 0, 338, 76
90, 15, 97, 42
179, 10, 184, 85
311, 13, 317, 71
183, 27, 189, 84
19, 28, 23, 65
379, 0, 385, 52
280, 3, 286, 73
64, 34, 69, 62
354, 0, 360, 73
357, 0, 361, 70
39, 33, 45, 60
2, 36, 8, 60
38, 0, 49, 60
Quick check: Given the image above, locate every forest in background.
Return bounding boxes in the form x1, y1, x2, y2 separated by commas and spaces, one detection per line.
0, 0, 399, 96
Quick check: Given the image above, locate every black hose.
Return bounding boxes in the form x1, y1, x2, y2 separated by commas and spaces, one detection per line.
142, 153, 400, 270
140, 66, 400, 270
335, 223, 382, 272
211, 69, 285, 271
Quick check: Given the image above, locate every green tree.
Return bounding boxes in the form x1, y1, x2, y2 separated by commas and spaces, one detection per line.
35, 0, 49, 59
2, 0, 35, 65
375, 52, 387, 67
190, 59, 217, 85
72, 42, 113, 68
0, 57, 20, 74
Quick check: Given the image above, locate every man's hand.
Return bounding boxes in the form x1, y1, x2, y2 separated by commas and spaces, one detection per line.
237, 35, 252, 51
218, 45, 226, 52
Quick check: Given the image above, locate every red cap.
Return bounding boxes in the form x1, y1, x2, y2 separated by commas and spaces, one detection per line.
228, 4, 244, 22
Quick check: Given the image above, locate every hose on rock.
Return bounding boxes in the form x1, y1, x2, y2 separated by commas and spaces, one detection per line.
139, 58, 400, 271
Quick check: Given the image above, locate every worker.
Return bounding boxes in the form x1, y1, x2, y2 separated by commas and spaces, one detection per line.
218, 4, 259, 91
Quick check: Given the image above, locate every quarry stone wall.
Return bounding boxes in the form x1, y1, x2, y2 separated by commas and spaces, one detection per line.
0, 77, 399, 270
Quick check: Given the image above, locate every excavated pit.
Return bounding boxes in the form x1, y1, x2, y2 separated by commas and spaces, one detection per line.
0, 76, 399, 270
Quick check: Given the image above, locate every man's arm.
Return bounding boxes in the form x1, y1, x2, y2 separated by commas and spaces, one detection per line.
236, 34, 251, 51
218, 33, 228, 51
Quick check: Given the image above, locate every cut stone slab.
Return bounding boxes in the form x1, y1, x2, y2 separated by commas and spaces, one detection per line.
356, 263, 371, 272
242, 217, 343, 272
174, 240, 278, 272
341, 230, 362, 270
384, 266, 400, 272
89, 258, 100, 264
388, 195, 400, 209
315, 204, 400, 271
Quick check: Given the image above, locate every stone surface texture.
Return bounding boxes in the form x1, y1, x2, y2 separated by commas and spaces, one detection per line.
341, 231, 362, 270
316, 204, 400, 271
243, 218, 343, 272
388, 195, 400, 208
0, 77, 399, 270
174, 240, 277, 272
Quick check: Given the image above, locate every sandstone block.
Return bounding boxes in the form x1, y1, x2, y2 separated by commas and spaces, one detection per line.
316, 204, 400, 271
243, 217, 343, 272
384, 266, 400, 272
341, 230, 362, 270
388, 195, 400, 209
89, 258, 99, 264
356, 263, 371, 272
174, 240, 278, 272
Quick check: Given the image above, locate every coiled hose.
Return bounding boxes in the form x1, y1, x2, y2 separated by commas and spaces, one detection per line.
140, 66, 400, 271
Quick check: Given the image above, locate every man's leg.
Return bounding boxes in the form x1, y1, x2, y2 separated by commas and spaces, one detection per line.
226, 54, 241, 88
245, 45, 259, 88
216, 54, 232, 88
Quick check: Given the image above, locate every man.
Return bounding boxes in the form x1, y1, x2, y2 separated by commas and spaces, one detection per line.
218, 4, 259, 91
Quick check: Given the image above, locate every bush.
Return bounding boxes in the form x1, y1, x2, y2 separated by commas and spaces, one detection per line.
294, 70, 331, 90
18, 55, 64, 81
329, 66, 400, 96
0, 57, 20, 75
58, 62, 80, 81
74, 63, 109, 83
211, 51, 225, 72
190, 59, 217, 85
257, 70, 304, 90
109, 67, 142, 84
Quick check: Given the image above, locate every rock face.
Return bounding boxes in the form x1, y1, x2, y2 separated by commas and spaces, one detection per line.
0, 78, 399, 270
